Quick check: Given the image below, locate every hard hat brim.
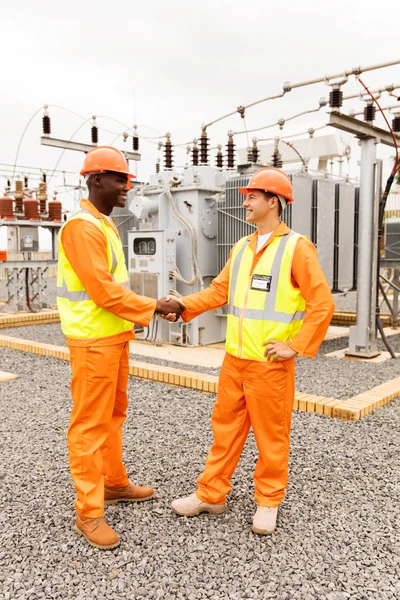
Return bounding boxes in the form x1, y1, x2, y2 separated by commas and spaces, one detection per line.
80, 168, 136, 179
238, 186, 293, 203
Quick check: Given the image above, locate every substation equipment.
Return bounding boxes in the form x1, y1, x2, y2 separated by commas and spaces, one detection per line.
0, 182, 63, 310
126, 159, 360, 347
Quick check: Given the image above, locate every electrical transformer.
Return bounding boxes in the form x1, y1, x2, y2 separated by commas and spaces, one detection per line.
127, 166, 227, 346
384, 217, 400, 259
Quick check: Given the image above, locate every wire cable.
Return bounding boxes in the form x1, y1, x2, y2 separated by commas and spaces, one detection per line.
47, 118, 93, 183
279, 139, 307, 167
11, 106, 44, 183
358, 77, 399, 358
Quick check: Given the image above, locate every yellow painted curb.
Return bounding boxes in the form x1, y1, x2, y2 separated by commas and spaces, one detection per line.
0, 310, 60, 329
0, 334, 399, 420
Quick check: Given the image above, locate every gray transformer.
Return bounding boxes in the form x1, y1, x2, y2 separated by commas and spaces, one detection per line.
127, 167, 227, 346
126, 167, 358, 346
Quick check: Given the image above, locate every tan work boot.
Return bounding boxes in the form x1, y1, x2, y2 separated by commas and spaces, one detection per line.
252, 506, 278, 535
171, 492, 226, 517
104, 482, 154, 505
74, 515, 120, 550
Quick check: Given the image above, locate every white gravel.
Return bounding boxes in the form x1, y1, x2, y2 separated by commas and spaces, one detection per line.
0, 345, 399, 600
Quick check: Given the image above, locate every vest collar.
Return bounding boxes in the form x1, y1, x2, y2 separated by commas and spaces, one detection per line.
246, 221, 291, 254
80, 199, 119, 236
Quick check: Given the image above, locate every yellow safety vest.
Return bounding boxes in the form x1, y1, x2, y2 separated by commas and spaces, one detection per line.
226, 230, 306, 361
56, 208, 133, 339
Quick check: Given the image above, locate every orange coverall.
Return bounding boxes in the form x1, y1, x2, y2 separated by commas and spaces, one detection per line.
62, 199, 156, 518
182, 222, 335, 507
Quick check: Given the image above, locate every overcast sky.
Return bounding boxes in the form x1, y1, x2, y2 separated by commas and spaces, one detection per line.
1, 0, 399, 209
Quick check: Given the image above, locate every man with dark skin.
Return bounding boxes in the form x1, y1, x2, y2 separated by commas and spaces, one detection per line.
57, 146, 182, 549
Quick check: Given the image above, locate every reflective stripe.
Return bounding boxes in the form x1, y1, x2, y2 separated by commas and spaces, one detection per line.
109, 242, 118, 273
227, 305, 306, 323
228, 232, 303, 323
57, 281, 90, 301
262, 231, 295, 320
69, 209, 118, 273
229, 240, 250, 306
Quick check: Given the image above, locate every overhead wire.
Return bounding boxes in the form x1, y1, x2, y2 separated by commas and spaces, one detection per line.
202, 60, 400, 131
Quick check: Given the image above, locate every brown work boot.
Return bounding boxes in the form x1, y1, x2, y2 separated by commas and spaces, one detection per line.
74, 515, 120, 550
104, 481, 154, 505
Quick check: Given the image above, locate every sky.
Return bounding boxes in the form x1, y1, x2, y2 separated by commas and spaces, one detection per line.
1, 0, 399, 212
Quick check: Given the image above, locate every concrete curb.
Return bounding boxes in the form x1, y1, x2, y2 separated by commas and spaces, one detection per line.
1, 334, 399, 420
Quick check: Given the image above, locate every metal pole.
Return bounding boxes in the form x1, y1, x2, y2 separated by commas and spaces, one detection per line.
393, 269, 399, 328
347, 137, 380, 357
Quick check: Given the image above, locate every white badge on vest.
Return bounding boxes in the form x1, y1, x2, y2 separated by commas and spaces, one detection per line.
251, 274, 272, 292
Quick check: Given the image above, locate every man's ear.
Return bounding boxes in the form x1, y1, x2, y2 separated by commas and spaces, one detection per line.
93, 174, 103, 188
270, 195, 279, 210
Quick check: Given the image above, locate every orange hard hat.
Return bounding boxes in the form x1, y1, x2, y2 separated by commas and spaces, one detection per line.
239, 167, 293, 203
80, 146, 136, 189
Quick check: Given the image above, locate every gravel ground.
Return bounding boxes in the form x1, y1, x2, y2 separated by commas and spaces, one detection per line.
2, 323, 400, 400
0, 347, 399, 600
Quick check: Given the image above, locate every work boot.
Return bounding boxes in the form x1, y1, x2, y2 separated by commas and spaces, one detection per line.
74, 515, 120, 550
171, 492, 226, 517
252, 506, 278, 535
104, 482, 154, 505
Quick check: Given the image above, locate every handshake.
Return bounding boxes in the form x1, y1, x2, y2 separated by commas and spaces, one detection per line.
155, 296, 186, 322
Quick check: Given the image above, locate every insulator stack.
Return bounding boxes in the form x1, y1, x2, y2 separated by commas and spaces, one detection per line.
0, 197, 15, 220
392, 116, 400, 132
364, 104, 376, 122
226, 132, 235, 169
155, 159, 160, 173
48, 198, 62, 221
192, 140, 199, 166
133, 135, 139, 151
91, 125, 98, 144
14, 180, 24, 212
24, 198, 40, 220
329, 88, 343, 108
216, 145, 223, 169
271, 150, 283, 168
249, 139, 259, 163
42, 115, 51, 135
200, 129, 209, 165
164, 135, 173, 170
38, 182, 47, 213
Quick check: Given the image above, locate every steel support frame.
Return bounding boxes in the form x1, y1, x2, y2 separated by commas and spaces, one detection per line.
346, 138, 380, 357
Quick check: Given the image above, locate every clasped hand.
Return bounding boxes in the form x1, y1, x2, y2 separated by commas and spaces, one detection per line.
155, 296, 186, 322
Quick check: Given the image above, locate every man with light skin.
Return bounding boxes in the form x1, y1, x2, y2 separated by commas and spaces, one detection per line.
162, 167, 334, 535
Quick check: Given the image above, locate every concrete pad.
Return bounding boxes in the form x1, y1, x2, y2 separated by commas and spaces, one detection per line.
129, 340, 225, 369
324, 325, 349, 339
130, 325, 351, 369
325, 348, 400, 362
0, 370, 18, 382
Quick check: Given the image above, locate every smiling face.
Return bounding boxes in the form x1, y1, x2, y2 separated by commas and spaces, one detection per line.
89, 171, 130, 215
242, 189, 279, 224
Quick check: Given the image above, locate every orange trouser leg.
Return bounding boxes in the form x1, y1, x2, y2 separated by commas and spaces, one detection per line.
68, 342, 129, 518
197, 353, 295, 507
196, 354, 251, 504
100, 342, 130, 488
244, 357, 295, 507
